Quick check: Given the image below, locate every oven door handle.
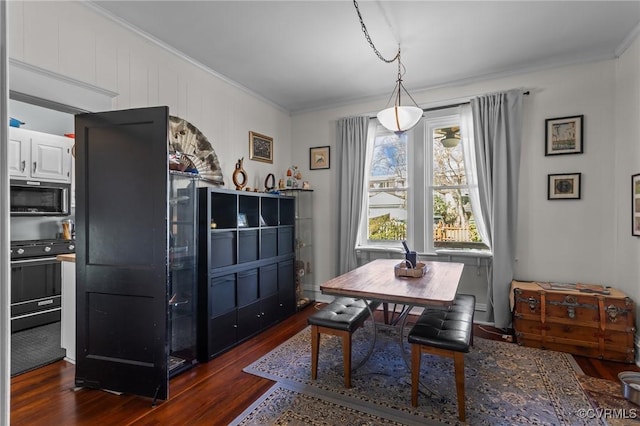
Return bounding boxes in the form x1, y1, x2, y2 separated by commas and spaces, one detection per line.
11, 257, 59, 265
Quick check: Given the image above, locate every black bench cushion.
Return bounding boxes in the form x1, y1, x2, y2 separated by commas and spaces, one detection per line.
308, 297, 380, 332
407, 294, 475, 353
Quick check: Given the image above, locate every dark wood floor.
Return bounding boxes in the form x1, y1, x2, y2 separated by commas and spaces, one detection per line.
10, 305, 640, 425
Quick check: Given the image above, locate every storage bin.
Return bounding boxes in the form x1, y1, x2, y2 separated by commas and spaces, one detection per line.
260, 228, 277, 259
278, 226, 294, 255
259, 263, 278, 297
209, 274, 236, 316
237, 269, 259, 306
210, 231, 236, 268
238, 230, 258, 263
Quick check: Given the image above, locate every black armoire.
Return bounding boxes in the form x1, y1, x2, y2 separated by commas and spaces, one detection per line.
74, 106, 197, 401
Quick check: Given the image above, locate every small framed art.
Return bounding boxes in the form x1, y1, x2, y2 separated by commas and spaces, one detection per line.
548, 173, 581, 200
545, 115, 583, 156
237, 213, 248, 228
249, 131, 273, 163
310, 146, 330, 170
633, 173, 640, 237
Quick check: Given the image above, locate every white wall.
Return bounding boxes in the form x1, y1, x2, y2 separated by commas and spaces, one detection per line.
6, 0, 638, 323
292, 56, 638, 316
614, 36, 640, 315
7, 0, 293, 189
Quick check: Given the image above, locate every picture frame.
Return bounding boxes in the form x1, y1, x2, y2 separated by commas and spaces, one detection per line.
548, 173, 581, 200
633, 173, 640, 237
309, 146, 330, 170
237, 213, 248, 228
545, 115, 583, 156
249, 131, 273, 163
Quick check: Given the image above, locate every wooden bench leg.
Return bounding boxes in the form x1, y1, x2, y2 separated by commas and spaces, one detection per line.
411, 343, 421, 407
453, 351, 466, 422
311, 325, 319, 380
342, 331, 352, 388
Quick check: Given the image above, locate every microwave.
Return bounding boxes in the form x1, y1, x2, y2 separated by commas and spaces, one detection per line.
10, 180, 71, 216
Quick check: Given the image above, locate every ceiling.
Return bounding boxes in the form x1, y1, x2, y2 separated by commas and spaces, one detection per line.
90, 1, 640, 114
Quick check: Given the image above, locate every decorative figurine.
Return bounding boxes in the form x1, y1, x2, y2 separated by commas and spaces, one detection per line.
232, 157, 247, 191
265, 173, 275, 191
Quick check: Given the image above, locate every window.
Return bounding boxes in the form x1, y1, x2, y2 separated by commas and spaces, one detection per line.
364, 126, 408, 242
359, 107, 486, 252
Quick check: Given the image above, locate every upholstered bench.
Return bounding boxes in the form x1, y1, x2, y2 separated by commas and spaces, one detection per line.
308, 297, 380, 388
408, 294, 475, 422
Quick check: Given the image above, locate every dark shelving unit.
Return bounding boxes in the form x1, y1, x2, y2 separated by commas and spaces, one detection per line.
197, 188, 296, 361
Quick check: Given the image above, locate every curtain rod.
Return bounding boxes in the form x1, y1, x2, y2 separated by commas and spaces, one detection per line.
369, 91, 530, 119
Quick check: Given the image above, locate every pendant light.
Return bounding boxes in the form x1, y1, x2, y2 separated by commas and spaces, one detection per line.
376, 50, 423, 135
353, 0, 423, 135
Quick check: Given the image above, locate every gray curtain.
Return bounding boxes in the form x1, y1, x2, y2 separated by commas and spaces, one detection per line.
471, 89, 523, 329
337, 116, 369, 274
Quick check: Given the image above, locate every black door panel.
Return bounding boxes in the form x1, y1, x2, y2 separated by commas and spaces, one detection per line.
75, 106, 169, 400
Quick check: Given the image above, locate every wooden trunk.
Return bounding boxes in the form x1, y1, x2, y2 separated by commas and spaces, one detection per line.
511, 280, 636, 363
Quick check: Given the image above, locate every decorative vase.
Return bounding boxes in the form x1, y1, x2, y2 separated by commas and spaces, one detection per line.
232, 157, 248, 191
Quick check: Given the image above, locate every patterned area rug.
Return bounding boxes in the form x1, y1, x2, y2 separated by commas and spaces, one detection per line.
577, 375, 640, 426
238, 325, 610, 425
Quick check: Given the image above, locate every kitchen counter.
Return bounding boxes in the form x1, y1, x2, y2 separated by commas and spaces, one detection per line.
57, 253, 76, 363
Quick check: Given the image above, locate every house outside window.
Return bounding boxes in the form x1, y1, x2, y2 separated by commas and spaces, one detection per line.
365, 127, 408, 242
359, 107, 487, 252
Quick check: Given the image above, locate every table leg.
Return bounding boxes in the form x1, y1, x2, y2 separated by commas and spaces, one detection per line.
350, 301, 378, 373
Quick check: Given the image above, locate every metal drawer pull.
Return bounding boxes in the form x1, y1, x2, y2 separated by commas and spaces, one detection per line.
607, 305, 619, 322
38, 299, 54, 306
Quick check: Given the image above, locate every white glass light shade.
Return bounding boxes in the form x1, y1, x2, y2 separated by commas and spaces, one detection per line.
377, 105, 423, 134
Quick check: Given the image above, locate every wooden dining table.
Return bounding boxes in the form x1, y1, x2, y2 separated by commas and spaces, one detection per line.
320, 258, 465, 308
319, 258, 466, 376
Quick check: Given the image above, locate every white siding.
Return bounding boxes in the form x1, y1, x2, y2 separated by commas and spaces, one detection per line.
7, 0, 292, 188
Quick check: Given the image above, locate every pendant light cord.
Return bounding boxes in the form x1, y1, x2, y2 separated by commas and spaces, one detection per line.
353, 0, 400, 64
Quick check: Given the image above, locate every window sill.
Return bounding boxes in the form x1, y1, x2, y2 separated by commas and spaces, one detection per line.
434, 249, 493, 259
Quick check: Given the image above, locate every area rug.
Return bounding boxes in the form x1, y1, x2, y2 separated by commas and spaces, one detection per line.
231, 382, 412, 425
241, 325, 606, 425
577, 374, 640, 426
11, 321, 66, 376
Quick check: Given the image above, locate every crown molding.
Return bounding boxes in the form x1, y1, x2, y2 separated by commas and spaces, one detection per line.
83, 1, 289, 115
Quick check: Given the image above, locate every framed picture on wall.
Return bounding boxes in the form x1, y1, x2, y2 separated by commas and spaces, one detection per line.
249, 131, 273, 163
633, 173, 640, 237
548, 173, 581, 200
545, 115, 583, 156
309, 146, 330, 170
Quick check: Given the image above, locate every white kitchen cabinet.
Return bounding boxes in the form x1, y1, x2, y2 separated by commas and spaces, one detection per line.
9, 127, 73, 183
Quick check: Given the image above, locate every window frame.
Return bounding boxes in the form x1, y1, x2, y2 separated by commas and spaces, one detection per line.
358, 120, 412, 248
358, 107, 485, 253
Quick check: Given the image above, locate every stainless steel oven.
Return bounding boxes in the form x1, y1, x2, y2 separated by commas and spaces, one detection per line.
10, 239, 75, 332
10, 180, 71, 216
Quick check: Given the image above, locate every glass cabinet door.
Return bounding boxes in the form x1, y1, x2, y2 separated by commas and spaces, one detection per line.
284, 189, 314, 309
169, 172, 199, 376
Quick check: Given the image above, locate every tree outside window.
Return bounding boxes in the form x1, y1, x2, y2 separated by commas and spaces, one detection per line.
366, 128, 407, 242
432, 125, 484, 248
